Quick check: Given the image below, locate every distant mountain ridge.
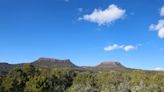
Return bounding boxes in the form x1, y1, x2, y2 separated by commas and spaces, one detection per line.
0, 57, 127, 75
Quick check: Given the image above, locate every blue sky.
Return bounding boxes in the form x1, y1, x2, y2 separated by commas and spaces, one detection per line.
0, 0, 164, 70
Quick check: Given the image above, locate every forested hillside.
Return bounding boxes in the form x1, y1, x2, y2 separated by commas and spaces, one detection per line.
0, 64, 164, 92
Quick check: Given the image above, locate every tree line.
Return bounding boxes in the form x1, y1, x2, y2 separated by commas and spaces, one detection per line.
0, 64, 164, 92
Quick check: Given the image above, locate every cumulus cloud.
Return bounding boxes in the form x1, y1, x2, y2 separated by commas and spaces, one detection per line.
79, 4, 126, 26
149, 20, 164, 38
160, 6, 164, 16
149, 5, 164, 38
149, 20, 164, 30
158, 28, 164, 38
104, 44, 137, 52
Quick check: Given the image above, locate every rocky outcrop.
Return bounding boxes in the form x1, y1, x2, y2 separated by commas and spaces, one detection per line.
81, 61, 127, 71
95, 61, 126, 70
0, 58, 128, 76
32, 58, 78, 68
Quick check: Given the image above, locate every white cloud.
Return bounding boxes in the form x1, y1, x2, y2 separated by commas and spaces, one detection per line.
80, 4, 126, 26
104, 44, 137, 52
104, 44, 124, 51
151, 67, 164, 71
149, 20, 164, 38
150, 5, 164, 38
149, 20, 164, 30
160, 6, 164, 16
158, 28, 164, 38
123, 45, 136, 51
